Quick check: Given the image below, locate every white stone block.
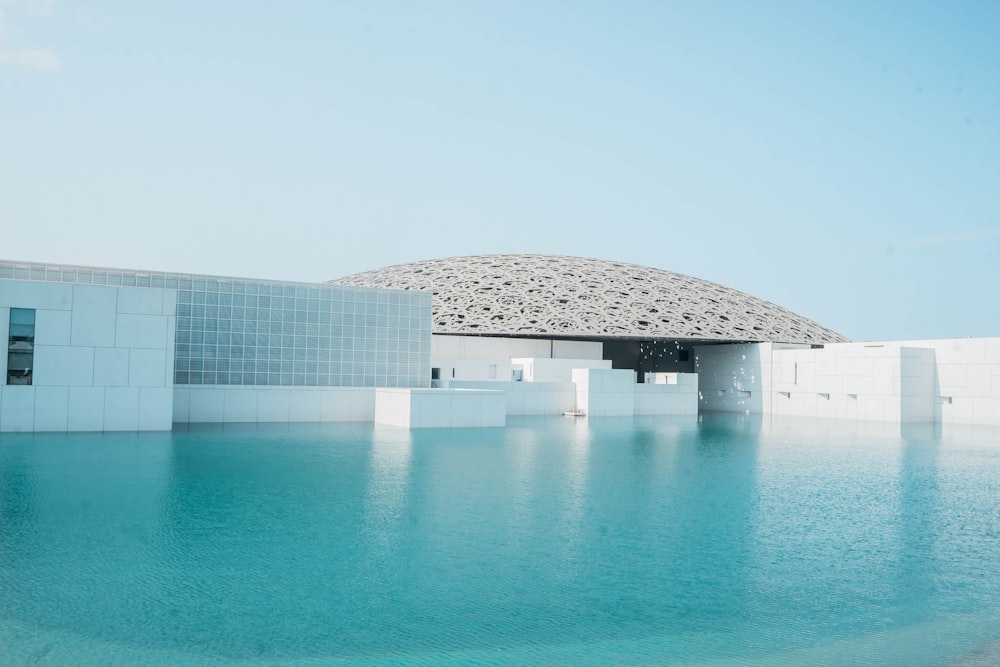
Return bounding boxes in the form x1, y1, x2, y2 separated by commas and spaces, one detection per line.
162, 290, 178, 316
104, 387, 140, 430
982, 339, 1000, 364
483, 398, 506, 426
321, 390, 352, 421
68, 387, 105, 431
936, 364, 968, 394
94, 347, 130, 387
116, 314, 168, 349
129, 349, 168, 387
117, 287, 164, 315
33, 309, 72, 346
972, 398, 996, 426
374, 388, 410, 427
189, 388, 225, 422
349, 389, 375, 421
289, 390, 322, 421
0, 280, 73, 310
948, 397, 974, 424
71, 285, 117, 347
224, 389, 258, 422
871, 358, 898, 395
164, 319, 176, 386
139, 387, 173, 430
967, 365, 992, 397
172, 387, 190, 423
33, 345, 94, 386
1, 386, 35, 432
33, 386, 69, 431
257, 389, 291, 422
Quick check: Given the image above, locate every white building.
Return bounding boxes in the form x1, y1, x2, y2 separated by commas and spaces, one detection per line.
2, 255, 997, 432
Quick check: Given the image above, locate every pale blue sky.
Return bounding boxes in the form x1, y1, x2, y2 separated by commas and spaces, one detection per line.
2, 1, 998, 341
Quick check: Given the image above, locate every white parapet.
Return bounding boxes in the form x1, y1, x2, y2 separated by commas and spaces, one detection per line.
635, 373, 699, 415
449, 380, 576, 416
173, 386, 377, 424
572, 368, 636, 417
513, 357, 613, 383
374, 388, 506, 428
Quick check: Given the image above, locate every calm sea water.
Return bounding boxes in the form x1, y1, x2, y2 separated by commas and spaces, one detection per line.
2, 414, 1000, 666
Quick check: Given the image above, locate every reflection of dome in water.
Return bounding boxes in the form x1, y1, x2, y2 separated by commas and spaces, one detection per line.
331, 254, 847, 344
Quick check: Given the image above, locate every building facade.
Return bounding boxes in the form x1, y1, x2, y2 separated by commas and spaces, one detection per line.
1, 261, 432, 432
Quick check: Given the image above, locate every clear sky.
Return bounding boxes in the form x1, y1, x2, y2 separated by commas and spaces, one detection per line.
2, 1, 998, 342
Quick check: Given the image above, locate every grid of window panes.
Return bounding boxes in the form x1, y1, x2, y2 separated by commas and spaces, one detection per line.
0, 260, 433, 388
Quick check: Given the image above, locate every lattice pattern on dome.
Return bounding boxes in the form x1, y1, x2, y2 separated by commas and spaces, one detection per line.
330, 255, 848, 344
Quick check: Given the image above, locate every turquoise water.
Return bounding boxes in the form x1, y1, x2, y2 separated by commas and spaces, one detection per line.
2, 414, 1000, 666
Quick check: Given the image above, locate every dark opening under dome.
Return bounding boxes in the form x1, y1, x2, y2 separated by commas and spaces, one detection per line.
331, 254, 847, 345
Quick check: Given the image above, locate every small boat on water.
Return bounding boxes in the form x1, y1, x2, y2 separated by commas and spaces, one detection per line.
563, 408, 586, 417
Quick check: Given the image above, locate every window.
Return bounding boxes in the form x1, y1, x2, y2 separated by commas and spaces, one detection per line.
678, 350, 690, 362
431, 367, 440, 380
7, 308, 35, 385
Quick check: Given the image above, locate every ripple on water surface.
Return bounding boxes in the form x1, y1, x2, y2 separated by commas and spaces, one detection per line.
1, 416, 1000, 665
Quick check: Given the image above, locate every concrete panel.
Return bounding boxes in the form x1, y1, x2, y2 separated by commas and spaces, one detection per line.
104, 387, 140, 431
94, 347, 130, 387
224, 389, 259, 422
0, 280, 73, 310
33, 346, 94, 386
117, 287, 164, 315
1, 386, 35, 432
116, 314, 168, 349
0, 309, 6, 349
33, 386, 69, 431
257, 389, 291, 422
162, 290, 178, 316
139, 387, 173, 430
164, 318, 176, 386
71, 285, 117, 347
189, 388, 225, 422
374, 388, 411, 427
172, 387, 190, 423
68, 387, 105, 431
321, 390, 353, 421
289, 390, 322, 421
33, 309, 72, 346
349, 389, 376, 421
129, 349, 168, 387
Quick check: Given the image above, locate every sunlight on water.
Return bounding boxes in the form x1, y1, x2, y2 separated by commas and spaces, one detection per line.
1, 415, 1000, 666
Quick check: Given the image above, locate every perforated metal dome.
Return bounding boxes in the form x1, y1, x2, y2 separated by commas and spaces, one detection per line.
331, 254, 846, 344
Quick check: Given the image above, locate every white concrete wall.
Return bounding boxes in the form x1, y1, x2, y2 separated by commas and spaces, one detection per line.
430, 357, 515, 384
634, 373, 699, 415
173, 386, 377, 423
450, 379, 576, 415
431, 335, 604, 383
572, 368, 635, 416
887, 337, 1000, 426
699, 338, 996, 426
374, 388, 505, 428
769, 344, 936, 422
1, 281, 175, 432
512, 357, 613, 383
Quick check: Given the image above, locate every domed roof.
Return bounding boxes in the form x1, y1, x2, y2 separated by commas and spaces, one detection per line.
330, 254, 847, 344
